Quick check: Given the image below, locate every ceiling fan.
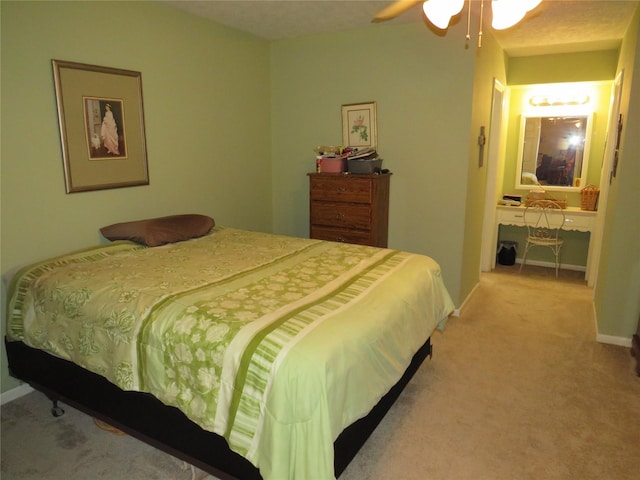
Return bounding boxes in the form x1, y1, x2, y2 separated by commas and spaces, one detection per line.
373, 0, 542, 43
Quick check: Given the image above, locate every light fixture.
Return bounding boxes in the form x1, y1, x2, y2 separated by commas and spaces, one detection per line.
491, 0, 542, 30
529, 94, 590, 107
422, 0, 464, 29
421, 0, 542, 46
568, 135, 582, 146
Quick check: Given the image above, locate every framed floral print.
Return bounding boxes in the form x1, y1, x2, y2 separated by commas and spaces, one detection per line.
342, 102, 377, 149
52, 59, 149, 193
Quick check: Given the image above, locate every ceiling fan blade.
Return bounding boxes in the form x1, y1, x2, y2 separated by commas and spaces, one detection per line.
372, 0, 424, 23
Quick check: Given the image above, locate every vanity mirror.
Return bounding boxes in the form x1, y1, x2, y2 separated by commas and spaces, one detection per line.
516, 113, 593, 191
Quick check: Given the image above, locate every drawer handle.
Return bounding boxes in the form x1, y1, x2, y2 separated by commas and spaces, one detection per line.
514, 214, 524, 218
335, 213, 345, 220
335, 237, 346, 242
336, 187, 346, 193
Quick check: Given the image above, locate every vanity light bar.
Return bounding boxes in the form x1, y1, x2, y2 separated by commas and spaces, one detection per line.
529, 94, 590, 107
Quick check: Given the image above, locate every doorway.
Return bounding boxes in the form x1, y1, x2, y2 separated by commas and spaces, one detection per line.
480, 77, 623, 287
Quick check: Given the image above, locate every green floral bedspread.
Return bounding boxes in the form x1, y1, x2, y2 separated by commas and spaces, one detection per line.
7, 227, 454, 480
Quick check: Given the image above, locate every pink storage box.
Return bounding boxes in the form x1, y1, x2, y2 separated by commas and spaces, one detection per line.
317, 156, 346, 173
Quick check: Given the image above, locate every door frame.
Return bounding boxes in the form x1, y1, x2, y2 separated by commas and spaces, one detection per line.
587, 70, 624, 287
480, 78, 507, 272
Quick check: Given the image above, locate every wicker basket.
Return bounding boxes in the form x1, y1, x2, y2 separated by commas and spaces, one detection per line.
527, 189, 546, 201
547, 198, 567, 209
580, 185, 599, 211
525, 198, 567, 209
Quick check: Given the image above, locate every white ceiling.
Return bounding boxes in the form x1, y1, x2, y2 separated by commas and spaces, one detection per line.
159, 0, 639, 56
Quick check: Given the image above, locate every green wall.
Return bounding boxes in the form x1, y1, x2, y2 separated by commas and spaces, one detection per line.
269, 20, 478, 305
497, 225, 590, 267
460, 29, 508, 302
1, 1, 272, 393
594, 9, 640, 339
508, 50, 619, 85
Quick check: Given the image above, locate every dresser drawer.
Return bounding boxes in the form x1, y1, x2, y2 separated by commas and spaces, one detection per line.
310, 176, 373, 203
496, 207, 526, 226
310, 202, 372, 229
563, 213, 595, 232
310, 226, 373, 245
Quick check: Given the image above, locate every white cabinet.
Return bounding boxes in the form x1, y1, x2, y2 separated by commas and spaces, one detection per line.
496, 205, 596, 232
494, 205, 598, 280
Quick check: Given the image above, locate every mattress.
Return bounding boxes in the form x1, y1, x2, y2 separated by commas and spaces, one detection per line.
6, 227, 454, 480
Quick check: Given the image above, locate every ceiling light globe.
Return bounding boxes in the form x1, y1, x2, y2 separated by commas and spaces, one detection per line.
491, 0, 526, 30
423, 0, 464, 29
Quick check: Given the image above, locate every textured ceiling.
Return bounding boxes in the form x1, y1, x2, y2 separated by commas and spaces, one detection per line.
491, 0, 639, 56
159, 1, 424, 39
160, 0, 639, 56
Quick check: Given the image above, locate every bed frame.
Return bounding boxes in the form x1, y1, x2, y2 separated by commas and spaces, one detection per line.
5, 336, 432, 480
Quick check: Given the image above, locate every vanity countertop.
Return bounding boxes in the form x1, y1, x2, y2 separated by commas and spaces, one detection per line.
496, 204, 596, 215
496, 203, 596, 232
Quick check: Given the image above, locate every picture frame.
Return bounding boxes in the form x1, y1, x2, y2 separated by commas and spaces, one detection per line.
52, 59, 149, 193
342, 102, 377, 149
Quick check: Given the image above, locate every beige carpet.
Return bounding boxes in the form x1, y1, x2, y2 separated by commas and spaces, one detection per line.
2, 265, 639, 479
341, 265, 640, 480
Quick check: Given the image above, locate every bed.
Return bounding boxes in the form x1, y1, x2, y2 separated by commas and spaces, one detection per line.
5, 216, 454, 480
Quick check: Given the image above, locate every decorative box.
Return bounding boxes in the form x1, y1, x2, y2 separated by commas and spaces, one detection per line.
317, 156, 346, 173
347, 158, 382, 174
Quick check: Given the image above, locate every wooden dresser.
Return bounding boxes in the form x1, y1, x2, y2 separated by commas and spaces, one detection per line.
308, 172, 390, 247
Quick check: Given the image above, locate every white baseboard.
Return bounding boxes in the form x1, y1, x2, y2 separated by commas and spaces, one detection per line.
516, 258, 586, 272
0, 383, 34, 405
453, 281, 481, 317
592, 302, 633, 348
516, 258, 587, 272
596, 334, 633, 348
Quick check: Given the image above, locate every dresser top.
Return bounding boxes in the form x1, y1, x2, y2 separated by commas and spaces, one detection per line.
307, 172, 391, 178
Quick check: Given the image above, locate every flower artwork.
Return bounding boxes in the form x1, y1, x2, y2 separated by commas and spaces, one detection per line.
342, 102, 377, 149
351, 115, 369, 142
